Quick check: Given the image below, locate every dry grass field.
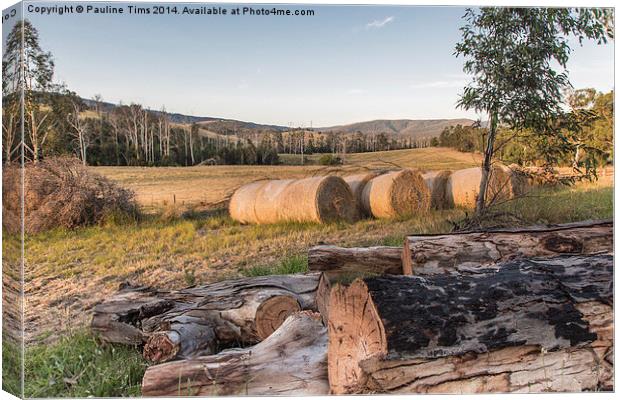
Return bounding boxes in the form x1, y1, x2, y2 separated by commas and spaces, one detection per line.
95, 147, 482, 210
20, 149, 610, 346
9, 147, 613, 397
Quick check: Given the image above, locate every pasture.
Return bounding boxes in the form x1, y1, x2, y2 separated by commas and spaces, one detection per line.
13, 148, 613, 397
94, 147, 482, 210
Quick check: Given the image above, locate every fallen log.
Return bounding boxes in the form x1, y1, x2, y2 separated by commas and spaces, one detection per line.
308, 245, 403, 277
91, 274, 320, 363
141, 311, 328, 396
402, 219, 612, 275
328, 254, 613, 394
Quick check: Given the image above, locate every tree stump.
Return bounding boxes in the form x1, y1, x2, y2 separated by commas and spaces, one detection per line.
402, 219, 612, 275
141, 311, 328, 396
328, 254, 613, 394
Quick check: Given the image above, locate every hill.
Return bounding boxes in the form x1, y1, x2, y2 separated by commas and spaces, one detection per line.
317, 118, 478, 139
82, 98, 476, 139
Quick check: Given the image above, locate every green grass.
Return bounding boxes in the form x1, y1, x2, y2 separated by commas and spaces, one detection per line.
242, 254, 309, 277
496, 185, 613, 224
23, 331, 147, 398
2, 336, 22, 397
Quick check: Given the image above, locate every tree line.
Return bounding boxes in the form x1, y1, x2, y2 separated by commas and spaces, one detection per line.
1, 19, 429, 167
433, 88, 614, 168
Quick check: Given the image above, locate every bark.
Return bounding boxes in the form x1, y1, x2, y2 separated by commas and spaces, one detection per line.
91, 274, 320, 363
328, 254, 613, 394
402, 219, 612, 275
316, 273, 331, 325
476, 111, 498, 213
308, 245, 403, 278
141, 312, 328, 396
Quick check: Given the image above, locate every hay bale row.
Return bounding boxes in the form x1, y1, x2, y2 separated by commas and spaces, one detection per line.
342, 173, 379, 218
229, 164, 530, 224
229, 169, 432, 224
421, 170, 453, 209
422, 165, 530, 210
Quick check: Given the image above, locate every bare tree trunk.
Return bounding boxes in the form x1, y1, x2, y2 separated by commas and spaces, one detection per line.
476, 111, 497, 213
189, 127, 195, 165
67, 102, 89, 166
2, 107, 18, 163
183, 129, 188, 166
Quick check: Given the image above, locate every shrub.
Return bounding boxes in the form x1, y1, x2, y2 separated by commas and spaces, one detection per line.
318, 154, 342, 166
2, 157, 139, 234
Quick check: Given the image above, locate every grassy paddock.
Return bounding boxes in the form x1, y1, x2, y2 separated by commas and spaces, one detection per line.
15, 176, 612, 397
94, 147, 482, 211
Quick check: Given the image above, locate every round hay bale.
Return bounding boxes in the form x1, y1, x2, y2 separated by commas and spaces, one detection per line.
422, 170, 453, 210
361, 169, 430, 219
229, 176, 357, 224
229, 180, 268, 224
448, 166, 514, 209
277, 176, 358, 223
254, 179, 296, 224
505, 164, 531, 196
343, 172, 380, 218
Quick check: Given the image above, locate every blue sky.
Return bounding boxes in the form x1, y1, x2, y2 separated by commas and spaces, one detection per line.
3, 2, 615, 126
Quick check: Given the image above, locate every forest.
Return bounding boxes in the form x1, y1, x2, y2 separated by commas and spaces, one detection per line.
433, 88, 614, 169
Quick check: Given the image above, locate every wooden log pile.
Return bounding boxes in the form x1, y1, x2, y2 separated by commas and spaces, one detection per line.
91, 219, 613, 395
142, 311, 328, 396
92, 274, 320, 362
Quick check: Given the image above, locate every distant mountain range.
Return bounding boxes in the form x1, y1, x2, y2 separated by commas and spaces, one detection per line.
317, 119, 478, 139
82, 98, 478, 138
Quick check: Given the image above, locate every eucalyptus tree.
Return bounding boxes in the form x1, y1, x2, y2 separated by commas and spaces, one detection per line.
455, 7, 613, 213
2, 19, 55, 162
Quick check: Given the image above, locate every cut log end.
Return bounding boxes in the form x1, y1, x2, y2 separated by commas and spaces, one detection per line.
255, 295, 301, 339
328, 280, 386, 394
143, 332, 179, 363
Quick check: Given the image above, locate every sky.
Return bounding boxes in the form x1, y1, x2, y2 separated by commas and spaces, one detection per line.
2, 2, 615, 127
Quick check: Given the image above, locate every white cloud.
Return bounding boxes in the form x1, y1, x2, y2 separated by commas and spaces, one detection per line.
366, 16, 394, 30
